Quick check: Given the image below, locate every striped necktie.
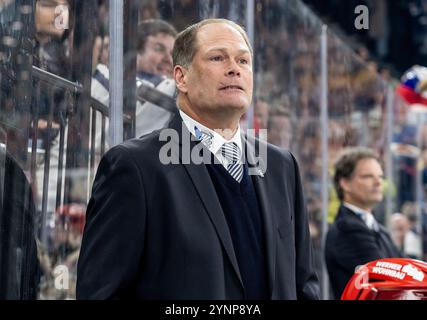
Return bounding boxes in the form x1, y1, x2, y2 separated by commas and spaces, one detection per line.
195, 126, 243, 182
221, 142, 243, 182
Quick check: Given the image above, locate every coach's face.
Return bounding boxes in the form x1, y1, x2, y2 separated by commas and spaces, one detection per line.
340, 158, 384, 211
176, 23, 253, 123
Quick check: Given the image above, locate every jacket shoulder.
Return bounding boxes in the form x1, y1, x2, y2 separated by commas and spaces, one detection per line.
334, 207, 367, 231
263, 140, 299, 176
244, 133, 296, 166
106, 130, 163, 158
98, 131, 167, 178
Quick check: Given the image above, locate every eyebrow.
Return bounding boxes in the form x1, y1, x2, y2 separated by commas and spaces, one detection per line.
358, 173, 384, 178
206, 48, 251, 56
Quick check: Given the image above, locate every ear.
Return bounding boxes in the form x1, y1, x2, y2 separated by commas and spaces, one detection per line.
174, 65, 188, 94
339, 178, 350, 194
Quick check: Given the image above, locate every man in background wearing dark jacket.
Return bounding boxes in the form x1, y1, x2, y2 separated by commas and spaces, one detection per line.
325, 147, 401, 299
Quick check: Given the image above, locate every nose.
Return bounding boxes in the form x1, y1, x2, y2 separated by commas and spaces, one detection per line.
227, 69, 240, 77
225, 60, 241, 77
374, 176, 383, 186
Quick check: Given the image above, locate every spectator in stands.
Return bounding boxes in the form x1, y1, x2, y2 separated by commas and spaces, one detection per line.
91, 19, 178, 137
325, 147, 401, 299
134, 19, 178, 136
136, 19, 176, 80
34, 0, 73, 146
32, 0, 75, 220
401, 202, 423, 259
389, 213, 410, 254
91, 33, 110, 106
35, 0, 73, 77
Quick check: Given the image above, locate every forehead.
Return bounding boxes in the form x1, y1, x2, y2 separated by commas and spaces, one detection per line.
353, 158, 382, 174
195, 23, 250, 52
147, 32, 175, 43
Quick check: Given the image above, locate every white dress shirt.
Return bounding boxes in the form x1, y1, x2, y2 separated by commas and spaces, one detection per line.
179, 110, 243, 170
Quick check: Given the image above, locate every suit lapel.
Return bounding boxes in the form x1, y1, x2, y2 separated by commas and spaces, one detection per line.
338, 205, 369, 230
167, 115, 244, 288
339, 206, 400, 258
243, 134, 277, 298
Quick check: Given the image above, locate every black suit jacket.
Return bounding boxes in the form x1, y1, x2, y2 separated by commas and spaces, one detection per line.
0, 147, 40, 299
325, 205, 401, 299
76, 115, 319, 299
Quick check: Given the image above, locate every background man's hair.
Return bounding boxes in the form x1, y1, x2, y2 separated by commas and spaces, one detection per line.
137, 19, 177, 52
333, 147, 379, 201
173, 18, 253, 68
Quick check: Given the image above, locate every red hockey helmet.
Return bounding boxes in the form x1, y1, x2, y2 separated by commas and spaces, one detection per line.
341, 258, 427, 300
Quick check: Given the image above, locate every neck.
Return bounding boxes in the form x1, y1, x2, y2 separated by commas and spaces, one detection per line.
178, 99, 241, 140
343, 200, 373, 213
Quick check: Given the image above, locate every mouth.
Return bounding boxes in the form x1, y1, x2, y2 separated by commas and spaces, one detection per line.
219, 85, 244, 92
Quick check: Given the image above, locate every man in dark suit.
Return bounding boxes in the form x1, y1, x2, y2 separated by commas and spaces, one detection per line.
325, 147, 401, 299
76, 18, 319, 300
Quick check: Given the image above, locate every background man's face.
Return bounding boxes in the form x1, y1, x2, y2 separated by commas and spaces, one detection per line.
341, 158, 384, 210
136, 32, 175, 77
182, 23, 253, 117
35, 0, 69, 39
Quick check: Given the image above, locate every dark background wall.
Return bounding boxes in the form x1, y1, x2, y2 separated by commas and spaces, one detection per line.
303, 0, 427, 77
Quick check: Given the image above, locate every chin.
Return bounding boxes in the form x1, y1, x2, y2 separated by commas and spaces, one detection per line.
372, 197, 383, 205
233, 103, 249, 111
227, 98, 251, 111
227, 105, 249, 119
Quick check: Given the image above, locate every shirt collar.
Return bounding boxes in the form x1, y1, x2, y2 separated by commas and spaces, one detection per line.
343, 202, 372, 216
179, 109, 242, 156
343, 202, 378, 230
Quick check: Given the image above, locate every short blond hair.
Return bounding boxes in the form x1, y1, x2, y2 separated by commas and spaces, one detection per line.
172, 18, 252, 68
